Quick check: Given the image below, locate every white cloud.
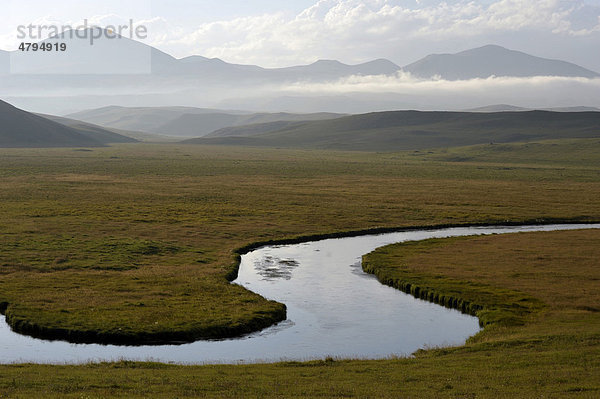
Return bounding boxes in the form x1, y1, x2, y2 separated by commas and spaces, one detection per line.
1, 1, 598, 70
140, 0, 600, 68
277, 72, 600, 94
253, 74, 600, 111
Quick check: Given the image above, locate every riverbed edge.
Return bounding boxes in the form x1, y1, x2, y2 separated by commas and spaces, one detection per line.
226, 217, 598, 280
1, 217, 597, 346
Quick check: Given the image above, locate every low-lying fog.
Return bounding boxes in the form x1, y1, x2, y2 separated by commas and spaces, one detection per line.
4, 74, 600, 115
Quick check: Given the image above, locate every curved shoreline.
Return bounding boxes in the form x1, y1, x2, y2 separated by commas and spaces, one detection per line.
1, 305, 287, 346
226, 217, 597, 280
362, 253, 544, 330
2, 218, 598, 346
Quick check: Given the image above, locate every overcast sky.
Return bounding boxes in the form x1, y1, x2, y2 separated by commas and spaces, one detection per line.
2, 0, 600, 70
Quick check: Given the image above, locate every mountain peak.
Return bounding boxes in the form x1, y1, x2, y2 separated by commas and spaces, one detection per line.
457, 44, 521, 57
311, 59, 345, 66
468, 44, 508, 51
404, 45, 599, 80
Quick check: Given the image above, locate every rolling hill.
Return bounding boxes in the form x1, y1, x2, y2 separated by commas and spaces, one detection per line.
404, 45, 600, 80
153, 112, 345, 137
67, 106, 345, 137
0, 100, 136, 147
183, 110, 600, 152
206, 121, 305, 139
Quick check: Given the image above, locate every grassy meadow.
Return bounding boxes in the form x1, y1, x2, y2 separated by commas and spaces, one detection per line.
0, 138, 599, 396
2, 229, 599, 397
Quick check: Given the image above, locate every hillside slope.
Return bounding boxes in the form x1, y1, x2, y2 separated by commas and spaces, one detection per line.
156, 112, 345, 137
184, 110, 600, 151
0, 100, 106, 148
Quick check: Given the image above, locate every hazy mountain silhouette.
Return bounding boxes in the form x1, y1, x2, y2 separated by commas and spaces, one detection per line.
67, 106, 345, 137
403, 45, 600, 80
0, 99, 126, 147
5, 32, 598, 80
269, 59, 400, 81
10, 29, 157, 74
8, 28, 400, 80
158, 55, 265, 78
3, 33, 599, 114
184, 110, 600, 151
13, 34, 596, 80
66, 106, 243, 133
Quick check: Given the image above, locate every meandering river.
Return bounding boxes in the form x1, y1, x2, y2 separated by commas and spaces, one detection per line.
1, 223, 598, 364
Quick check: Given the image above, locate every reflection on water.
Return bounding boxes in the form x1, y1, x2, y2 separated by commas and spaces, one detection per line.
1, 223, 598, 365
254, 256, 300, 280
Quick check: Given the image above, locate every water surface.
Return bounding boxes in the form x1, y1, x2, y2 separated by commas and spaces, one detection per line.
1, 223, 597, 364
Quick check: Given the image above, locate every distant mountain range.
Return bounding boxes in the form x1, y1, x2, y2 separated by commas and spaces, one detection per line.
66, 106, 345, 137
2, 33, 596, 80
183, 110, 600, 152
0, 99, 136, 147
1, 31, 598, 114
2, 29, 401, 80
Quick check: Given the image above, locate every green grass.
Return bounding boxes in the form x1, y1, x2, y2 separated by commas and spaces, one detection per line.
422, 138, 600, 168
1, 229, 599, 398
0, 138, 598, 396
363, 229, 600, 334
363, 238, 546, 328
1, 140, 600, 344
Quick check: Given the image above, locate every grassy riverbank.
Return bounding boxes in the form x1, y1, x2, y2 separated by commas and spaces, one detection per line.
1, 228, 599, 397
1, 140, 598, 343
0, 138, 599, 396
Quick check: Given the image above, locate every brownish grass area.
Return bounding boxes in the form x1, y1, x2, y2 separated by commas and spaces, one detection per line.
1, 229, 599, 397
1, 143, 599, 343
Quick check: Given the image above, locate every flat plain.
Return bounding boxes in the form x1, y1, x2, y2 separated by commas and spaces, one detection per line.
0, 139, 599, 397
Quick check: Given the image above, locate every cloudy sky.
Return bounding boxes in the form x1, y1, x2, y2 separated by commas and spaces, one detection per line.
2, 0, 600, 71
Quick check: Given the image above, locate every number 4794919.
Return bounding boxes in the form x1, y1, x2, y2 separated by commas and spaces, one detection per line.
18, 42, 67, 52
